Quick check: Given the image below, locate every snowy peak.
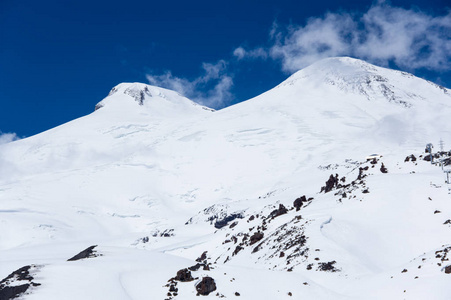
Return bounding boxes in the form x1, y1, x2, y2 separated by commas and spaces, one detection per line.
94, 82, 214, 114
280, 57, 450, 107
108, 82, 153, 105
2, 57, 451, 299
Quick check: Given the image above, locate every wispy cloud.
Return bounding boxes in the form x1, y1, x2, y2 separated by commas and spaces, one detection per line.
146, 60, 233, 109
233, 47, 268, 60
238, 2, 451, 73
0, 132, 19, 145
146, 2, 450, 108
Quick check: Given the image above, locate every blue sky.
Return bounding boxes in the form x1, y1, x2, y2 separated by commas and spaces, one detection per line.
1, 0, 450, 139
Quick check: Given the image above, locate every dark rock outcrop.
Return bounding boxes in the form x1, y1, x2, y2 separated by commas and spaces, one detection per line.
233, 246, 244, 256
321, 174, 339, 193
357, 167, 368, 180
249, 232, 264, 245
293, 196, 306, 211
196, 251, 208, 262
270, 204, 288, 218
444, 265, 451, 274
0, 284, 30, 300
175, 269, 194, 282
188, 263, 209, 271
214, 214, 244, 229
405, 154, 417, 162
196, 276, 217, 295
67, 245, 98, 261
318, 261, 339, 272
0, 265, 40, 300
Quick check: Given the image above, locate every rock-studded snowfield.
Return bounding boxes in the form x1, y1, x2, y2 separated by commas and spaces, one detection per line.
1, 57, 451, 299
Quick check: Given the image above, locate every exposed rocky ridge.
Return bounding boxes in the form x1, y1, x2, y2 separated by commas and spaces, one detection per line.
0, 265, 41, 300
67, 245, 99, 261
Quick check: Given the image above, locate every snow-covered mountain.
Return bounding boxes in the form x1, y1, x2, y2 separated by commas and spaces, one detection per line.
1, 57, 451, 299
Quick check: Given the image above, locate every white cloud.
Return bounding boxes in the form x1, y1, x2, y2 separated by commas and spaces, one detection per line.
233, 47, 246, 60
262, 2, 451, 73
145, 3, 450, 108
233, 46, 268, 60
146, 60, 233, 108
0, 132, 19, 145
270, 12, 357, 72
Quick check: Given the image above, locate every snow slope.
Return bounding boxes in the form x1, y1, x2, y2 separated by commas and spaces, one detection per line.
1, 57, 451, 299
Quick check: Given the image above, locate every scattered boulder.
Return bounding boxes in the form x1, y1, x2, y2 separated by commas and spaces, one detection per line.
252, 242, 264, 253
175, 268, 194, 282
444, 265, 451, 274
233, 246, 244, 256
380, 163, 388, 173
250, 232, 264, 245
318, 261, 339, 272
270, 204, 288, 218
67, 245, 98, 261
196, 251, 208, 262
293, 196, 306, 211
235, 292, 240, 296
229, 221, 238, 229
357, 167, 368, 180
321, 174, 339, 193
188, 263, 209, 271
160, 229, 175, 237
215, 214, 244, 229
196, 276, 217, 295
405, 154, 417, 162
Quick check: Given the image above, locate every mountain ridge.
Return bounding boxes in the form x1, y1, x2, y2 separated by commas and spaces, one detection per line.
278, 57, 450, 106
1, 57, 451, 299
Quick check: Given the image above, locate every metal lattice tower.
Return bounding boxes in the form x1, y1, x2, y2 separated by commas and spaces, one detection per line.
439, 139, 444, 152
